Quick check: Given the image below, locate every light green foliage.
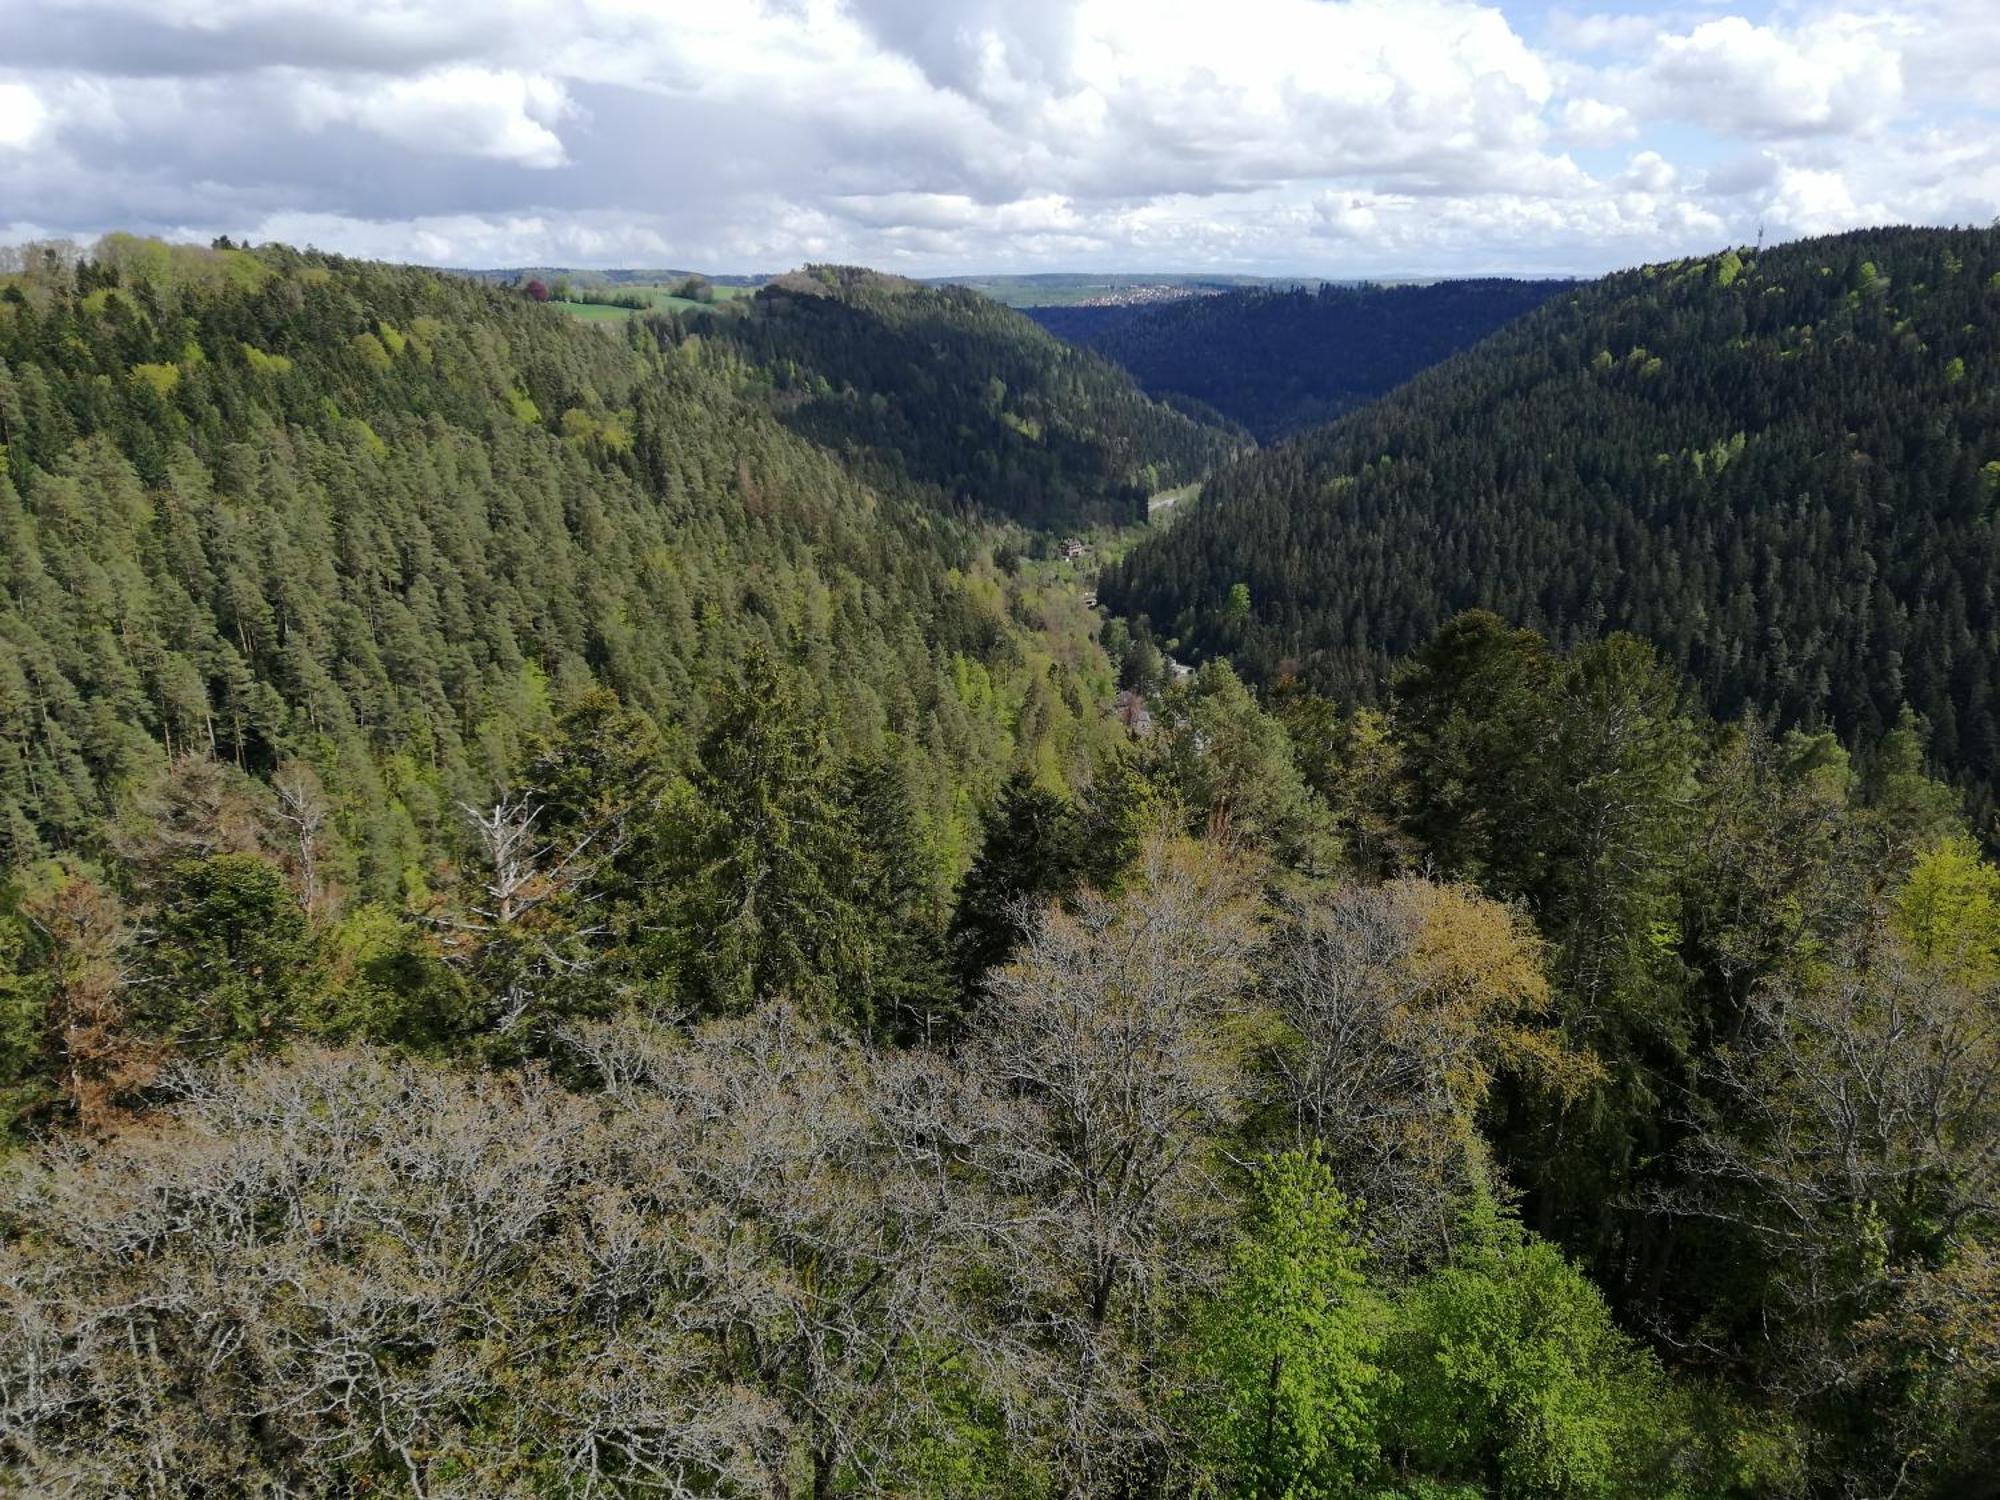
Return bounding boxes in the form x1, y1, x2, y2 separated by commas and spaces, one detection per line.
1186, 1148, 1388, 1498
347, 416, 386, 457
558, 404, 634, 452
95, 232, 273, 295
1862, 707, 1963, 847
350, 331, 393, 370
312, 902, 471, 1049
1893, 834, 2000, 984
504, 383, 541, 421
129, 361, 179, 396
1388, 1204, 1675, 1499
239, 342, 292, 375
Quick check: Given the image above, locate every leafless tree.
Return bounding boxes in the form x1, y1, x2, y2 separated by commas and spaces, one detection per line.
270, 758, 336, 918
1, 1051, 589, 1492
437, 793, 616, 1033
1258, 878, 1589, 1269
108, 752, 273, 893
573, 1004, 1006, 1499
0, 241, 81, 288
965, 833, 1263, 1493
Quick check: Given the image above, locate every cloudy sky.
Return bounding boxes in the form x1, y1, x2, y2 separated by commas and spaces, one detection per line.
2, 0, 1997, 276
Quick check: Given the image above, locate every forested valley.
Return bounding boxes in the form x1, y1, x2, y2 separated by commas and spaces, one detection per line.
1026, 279, 1573, 442
0, 232, 1995, 1500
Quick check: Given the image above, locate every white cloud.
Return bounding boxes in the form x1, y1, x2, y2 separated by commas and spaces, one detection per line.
1761, 164, 1877, 236
248, 209, 677, 265
0, 0, 1995, 275
1646, 15, 1904, 138
0, 84, 50, 150
1616, 150, 1678, 195
1544, 10, 1663, 57
1559, 97, 1637, 147
297, 67, 573, 167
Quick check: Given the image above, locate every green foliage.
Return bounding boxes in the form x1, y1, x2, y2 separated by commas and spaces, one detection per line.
1386, 1204, 1677, 1500
1893, 832, 2000, 985
1861, 705, 1963, 848
129, 361, 180, 396
143, 853, 311, 1051
1273, 692, 1412, 877
239, 342, 292, 375
1147, 659, 1338, 872
0, 236, 1115, 897
0, 886, 51, 1130
653, 651, 880, 1019
947, 768, 1090, 993
1184, 1148, 1388, 1498
312, 902, 474, 1050
0, 232, 1993, 1500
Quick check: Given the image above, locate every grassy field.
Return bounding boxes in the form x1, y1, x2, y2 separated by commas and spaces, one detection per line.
552, 282, 755, 321
553, 300, 637, 321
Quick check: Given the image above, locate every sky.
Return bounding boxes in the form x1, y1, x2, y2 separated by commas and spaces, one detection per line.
1, 0, 1997, 277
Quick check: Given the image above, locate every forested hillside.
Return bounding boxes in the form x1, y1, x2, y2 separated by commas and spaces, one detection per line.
0, 237, 1135, 938
1029, 278, 1572, 440
0, 235, 1996, 1499
684, 265, 1243, 527
1101, 226, 2000, 818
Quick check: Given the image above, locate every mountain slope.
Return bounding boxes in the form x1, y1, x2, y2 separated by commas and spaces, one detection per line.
1100, 226, 2000, 809
682, 265, 1243, 527
0, 239, 1125, 887
1028, 278, 1573, 441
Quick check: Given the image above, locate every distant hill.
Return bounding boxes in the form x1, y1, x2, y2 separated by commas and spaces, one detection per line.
1100, 226, 2000, 816
459, 265, 771, 288
933, 271, 1319, 308
678, 265, 1244, 528
1028, 278, 1574, 441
